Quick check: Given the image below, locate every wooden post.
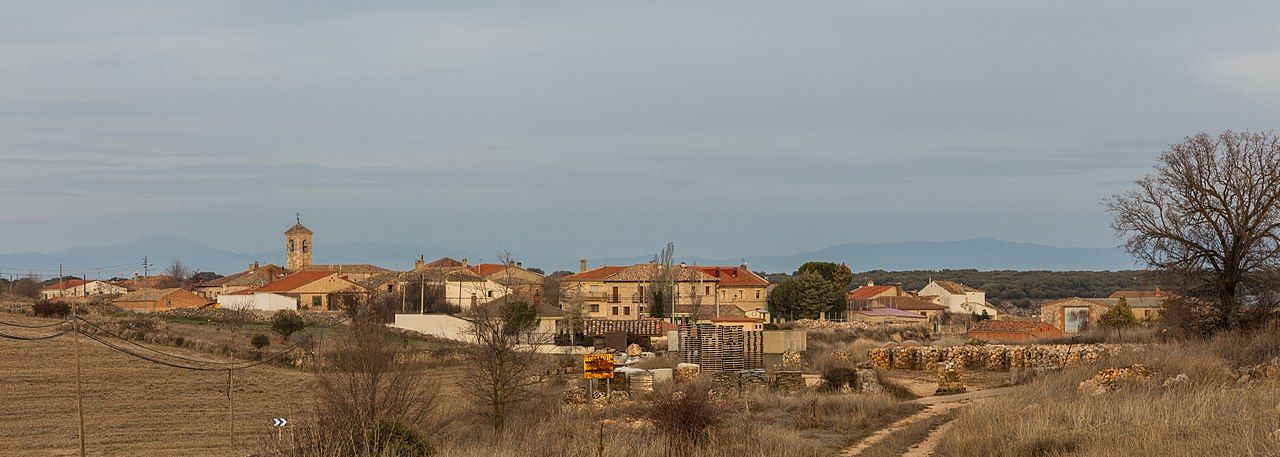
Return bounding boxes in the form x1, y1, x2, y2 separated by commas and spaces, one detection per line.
227, 369, 234, 450
70, 269, 87, 457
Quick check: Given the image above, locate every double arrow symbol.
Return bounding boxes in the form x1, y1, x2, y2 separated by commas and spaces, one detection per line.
271, 418, 289, 427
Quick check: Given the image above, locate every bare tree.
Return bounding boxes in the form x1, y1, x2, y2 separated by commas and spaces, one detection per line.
164, 258, 194, 289
457, 298, 546, 434
303, 307, 440, 454
1106, 130, 1280, 330
647, 242, 677, 319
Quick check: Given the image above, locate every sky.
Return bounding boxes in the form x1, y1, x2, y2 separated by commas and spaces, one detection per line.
3, 1, 1279, 258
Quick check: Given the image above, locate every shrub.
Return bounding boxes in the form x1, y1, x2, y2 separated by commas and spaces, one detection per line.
368, 420, 434, 456
648, 380, 730, 451
32, 300, 71, 318
251, 333, 270, 349
271, 310, 306, 341
821, 367, 858, 392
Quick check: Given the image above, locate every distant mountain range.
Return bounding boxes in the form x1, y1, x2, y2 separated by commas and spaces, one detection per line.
0, 234, 1136, 278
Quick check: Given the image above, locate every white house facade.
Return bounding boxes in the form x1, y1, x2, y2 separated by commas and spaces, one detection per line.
918, 280, 1000, 318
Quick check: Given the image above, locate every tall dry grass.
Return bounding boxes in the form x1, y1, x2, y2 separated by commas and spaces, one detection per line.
935, 324, 1280, 456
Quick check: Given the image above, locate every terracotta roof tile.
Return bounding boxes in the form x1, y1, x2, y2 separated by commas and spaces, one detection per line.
847, 285, 895, 300
250, 271, 340, 293
934, 280, 981, 294
42, 279, 89, 291
698, 266, 768, 287
562, 266, 627, 281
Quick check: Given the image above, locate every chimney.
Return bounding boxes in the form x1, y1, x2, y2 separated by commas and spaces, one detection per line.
516, 261, 522, 267
867, 278, 875, 287
415, 256, 424, 269
250, 261, 259, 271
713, 267, 721, 277
579, 259, 588, 273
731, 268, 738, 278
507, 259, 516, 267
462, 258, 469, 268
679, 261, 686, 268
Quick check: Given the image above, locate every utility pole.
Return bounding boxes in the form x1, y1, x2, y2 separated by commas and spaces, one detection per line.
227, 369, 234, 450
67, 264, 86, 457
143, 256, 149, 288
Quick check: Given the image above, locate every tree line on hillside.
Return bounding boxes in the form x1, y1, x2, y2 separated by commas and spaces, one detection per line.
761, 269, 1159, 303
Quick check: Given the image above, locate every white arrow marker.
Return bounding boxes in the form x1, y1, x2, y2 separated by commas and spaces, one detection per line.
272, 418, 288, 427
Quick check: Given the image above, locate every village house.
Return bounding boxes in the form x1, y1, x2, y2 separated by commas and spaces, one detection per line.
862, 296, 948, 320
966, 319, 1062, 342
699, 263, 770, 316
219, 270, 368, 312
560, 260, 735, 322
194, 262, 286, 300
116, 275, 176, 291
1039, 297, 1111, 333
359, 257, 509, 311
1102, 289, 1171, 321
469, 260, 546, 304
846, 278, 906, 304
918, 280, 1000, 318
40, 279, 128, 300
114, 288, 209, 312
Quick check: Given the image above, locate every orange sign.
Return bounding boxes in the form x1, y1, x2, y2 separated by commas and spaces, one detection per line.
583, 354, 615, 379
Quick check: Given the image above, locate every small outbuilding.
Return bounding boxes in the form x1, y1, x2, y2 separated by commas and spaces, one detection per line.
113, 288, 210, 312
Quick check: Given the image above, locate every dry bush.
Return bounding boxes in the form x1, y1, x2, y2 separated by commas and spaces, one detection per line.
262, 310, 439, 456
648, 379, 732, 453
935, 332, 1280, 456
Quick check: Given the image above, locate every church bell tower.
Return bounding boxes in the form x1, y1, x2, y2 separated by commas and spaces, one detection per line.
285, 213, 313, 271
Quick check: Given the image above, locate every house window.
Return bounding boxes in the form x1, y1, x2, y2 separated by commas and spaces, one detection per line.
589, 303, 600, 313
623, 306, 631, 316
705, 286, 711, 295
755, 290, 761, 299
311, 296, 321, 308
611, 306, 619, 315
487, 290, 494, 298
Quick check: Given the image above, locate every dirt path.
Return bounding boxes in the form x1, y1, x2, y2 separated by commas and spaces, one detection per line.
902, 415, 957, 457
842, 386, 1016, 456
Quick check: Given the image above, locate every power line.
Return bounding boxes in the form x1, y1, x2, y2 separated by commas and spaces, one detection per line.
0, 328, 74, 341
0, 318, 73, 329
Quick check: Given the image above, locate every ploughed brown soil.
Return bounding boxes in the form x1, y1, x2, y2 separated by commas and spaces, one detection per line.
0, 313, 314, 456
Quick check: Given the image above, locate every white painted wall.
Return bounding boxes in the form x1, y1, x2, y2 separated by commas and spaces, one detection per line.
217, 292, 298, 312
393, 314, 474, 341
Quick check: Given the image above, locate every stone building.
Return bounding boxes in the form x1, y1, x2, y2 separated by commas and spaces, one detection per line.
1039, 297, 1110, 333
284, 215, 313, 271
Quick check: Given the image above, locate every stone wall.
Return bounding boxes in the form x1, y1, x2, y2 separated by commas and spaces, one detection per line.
868, 344, 1140, 372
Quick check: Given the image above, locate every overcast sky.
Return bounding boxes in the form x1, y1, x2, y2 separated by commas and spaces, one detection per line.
3, 1, 1279, 258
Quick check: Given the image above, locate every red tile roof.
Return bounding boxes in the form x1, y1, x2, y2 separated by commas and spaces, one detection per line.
250, 271, 339, 293
698, 266, 768, 287
562, 266, 627, 281
847, 285, 895, 300
469, 263, 507, 276
42, 279, 89, 291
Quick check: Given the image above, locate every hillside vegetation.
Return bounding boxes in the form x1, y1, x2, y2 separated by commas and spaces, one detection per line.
765, 269, 1158, 304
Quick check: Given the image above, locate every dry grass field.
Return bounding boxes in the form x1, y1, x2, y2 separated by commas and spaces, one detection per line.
0, 313, 313, 456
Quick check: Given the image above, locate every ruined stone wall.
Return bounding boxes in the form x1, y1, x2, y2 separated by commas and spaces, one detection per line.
868, 344, 1140, 372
